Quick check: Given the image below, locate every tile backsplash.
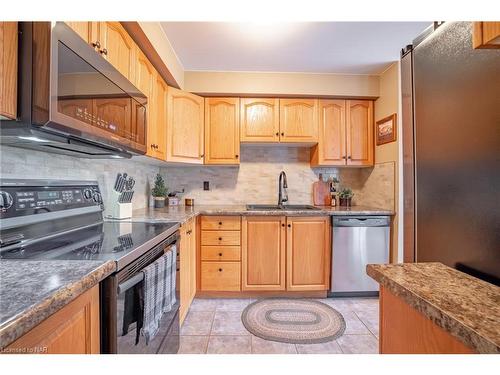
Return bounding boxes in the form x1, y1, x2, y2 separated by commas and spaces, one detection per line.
1, 145, 395, 212
0, 145, 160, 213
161, 146, 395, 210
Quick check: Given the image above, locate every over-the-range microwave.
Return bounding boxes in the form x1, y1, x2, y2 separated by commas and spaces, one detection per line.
0, 22, 147, 158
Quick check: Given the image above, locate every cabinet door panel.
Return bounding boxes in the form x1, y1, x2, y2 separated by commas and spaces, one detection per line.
134, 49, 156, 157
240, 98, 280, 142
311, 99, 346, 166
152, 74, 167, 160
99, 22, 135, 82
205, 97, 240, 164
64, 22, 93, 43
279, 99, 318, 142
7, 285, 100, 354
0, 22, 18, 119
286, 217, 330, 291
242, 216, 286, 291
346, 100, 374, 166
167, 87, 204, 164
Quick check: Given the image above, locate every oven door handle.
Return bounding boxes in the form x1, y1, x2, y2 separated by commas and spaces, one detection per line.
116, 243, 177, 294
117, 272, 144, 295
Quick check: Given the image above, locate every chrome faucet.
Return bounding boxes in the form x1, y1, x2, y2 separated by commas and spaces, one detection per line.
278, 171, 288, 206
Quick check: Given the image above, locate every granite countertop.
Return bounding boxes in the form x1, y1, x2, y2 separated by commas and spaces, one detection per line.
129, 204, 394, 225
367, 262, 500, 354
0, 260, 115, 349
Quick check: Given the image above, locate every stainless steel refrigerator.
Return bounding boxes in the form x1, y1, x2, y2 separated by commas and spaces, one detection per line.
402, 22, 500, 286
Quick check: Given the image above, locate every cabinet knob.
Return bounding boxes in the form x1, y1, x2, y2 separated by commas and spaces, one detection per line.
219, 221, 222, 225
281, 132, 284, 136
218, 253, 223, 256
200, 154, 204, 158
92, 41, 101, 49
342, 156, 346, 159
100, 48, 108, 56
218, 268, 223, 272
347, 156, 351, 159
287, 224, 291, 228
281, 223, 285, 227
275, 132, 279, 136
218, 237, 222, 241
235, 155, 239, 159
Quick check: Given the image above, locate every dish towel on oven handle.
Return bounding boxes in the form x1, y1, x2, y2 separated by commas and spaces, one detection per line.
141, 244, 177, 344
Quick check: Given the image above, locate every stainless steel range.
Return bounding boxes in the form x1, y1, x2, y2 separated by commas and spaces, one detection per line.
0, 179, 180, 354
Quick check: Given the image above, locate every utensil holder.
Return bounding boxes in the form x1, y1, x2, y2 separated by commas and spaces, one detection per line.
107, 190, 132, 219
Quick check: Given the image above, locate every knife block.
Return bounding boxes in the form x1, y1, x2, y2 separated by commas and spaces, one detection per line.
107, 191, 132, 219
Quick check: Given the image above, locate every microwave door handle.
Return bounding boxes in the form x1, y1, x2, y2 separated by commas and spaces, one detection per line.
117, 272, 144, 295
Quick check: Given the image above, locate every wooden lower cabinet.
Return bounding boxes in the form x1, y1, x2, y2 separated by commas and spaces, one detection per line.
286, 216, 331, 291
201, 262, 241, 291
473, 22, 500, 49
241, 216, 286, 291
7, 285, 100, 354
180, 217, 197, 324
379, 286, 475, 354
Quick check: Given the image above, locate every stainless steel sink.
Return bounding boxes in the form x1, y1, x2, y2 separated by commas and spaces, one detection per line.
246, 204, 320, 211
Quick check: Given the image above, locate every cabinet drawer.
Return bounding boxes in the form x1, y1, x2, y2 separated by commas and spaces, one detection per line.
201, 216, 241, 231
201, 262, 241, 291
201, 246, 241, 261
201, 230, 241, 246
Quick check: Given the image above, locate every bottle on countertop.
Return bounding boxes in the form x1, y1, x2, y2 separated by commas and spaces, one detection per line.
328, 176, 338, 207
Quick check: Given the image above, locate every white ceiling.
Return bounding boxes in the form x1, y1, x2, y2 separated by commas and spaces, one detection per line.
160, 22, 430, 75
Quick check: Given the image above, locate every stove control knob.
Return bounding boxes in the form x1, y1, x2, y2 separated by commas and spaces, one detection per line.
83, 188, 93, 200
0, 191, 14, 211
92, 192, 102, 204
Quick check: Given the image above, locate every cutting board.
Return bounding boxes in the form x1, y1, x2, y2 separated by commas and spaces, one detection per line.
313, 176, 331, 206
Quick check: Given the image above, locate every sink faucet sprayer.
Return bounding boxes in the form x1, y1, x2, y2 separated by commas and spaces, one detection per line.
278, 171, 288, 206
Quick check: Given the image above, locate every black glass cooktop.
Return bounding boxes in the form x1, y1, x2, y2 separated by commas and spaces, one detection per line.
0, 221, 179, 266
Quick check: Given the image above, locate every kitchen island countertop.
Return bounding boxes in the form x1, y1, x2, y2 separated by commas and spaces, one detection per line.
367, 262, 500, 354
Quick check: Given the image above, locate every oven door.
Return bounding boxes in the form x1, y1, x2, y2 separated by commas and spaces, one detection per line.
101, 236, 180, 354
44, 22, 147, 155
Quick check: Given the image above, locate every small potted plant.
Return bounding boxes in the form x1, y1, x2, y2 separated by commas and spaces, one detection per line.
151, 174, 168, 208
338, 187, 354, 207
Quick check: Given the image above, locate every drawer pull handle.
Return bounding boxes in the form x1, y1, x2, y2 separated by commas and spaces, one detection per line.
218, 237, 222, 241
218, 221, 222, 225
218, 253, 223, 256
281, 223, 285, 227
218, 268, 223, 272
287, 224, 291, 228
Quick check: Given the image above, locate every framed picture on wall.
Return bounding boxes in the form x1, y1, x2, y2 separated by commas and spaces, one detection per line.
376, 113, 397, 145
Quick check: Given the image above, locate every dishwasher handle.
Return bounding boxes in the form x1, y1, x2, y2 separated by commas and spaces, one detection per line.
333, 216, 390, 227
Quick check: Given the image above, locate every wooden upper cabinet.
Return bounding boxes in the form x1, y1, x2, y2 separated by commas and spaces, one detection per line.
473, 22, 500, 49
346, 100, 374, 166
134, 49, 156, 156
311, 99, 347, 166
64, 22, 95, 44
167, 87, 204, 164
286, 216, 330, 291
241, 216, 286, 291
99, 22, 136, 82
7, 285, 100, 354
204, 97, 240, 165
279, 99, 318, 142
0, 22, 17, 120
240, 98, 280, 142
150, 74, 167, 160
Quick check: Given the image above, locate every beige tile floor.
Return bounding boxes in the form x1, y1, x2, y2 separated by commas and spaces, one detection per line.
178, 297, 379, 354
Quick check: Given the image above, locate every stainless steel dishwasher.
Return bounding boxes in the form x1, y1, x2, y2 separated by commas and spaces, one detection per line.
330, 216, 390, 296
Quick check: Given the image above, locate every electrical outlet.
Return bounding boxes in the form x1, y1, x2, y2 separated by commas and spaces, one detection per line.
203, 181, 210, 191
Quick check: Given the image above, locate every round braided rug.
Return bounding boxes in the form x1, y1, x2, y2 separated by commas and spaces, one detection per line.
241, 299, 346, 344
